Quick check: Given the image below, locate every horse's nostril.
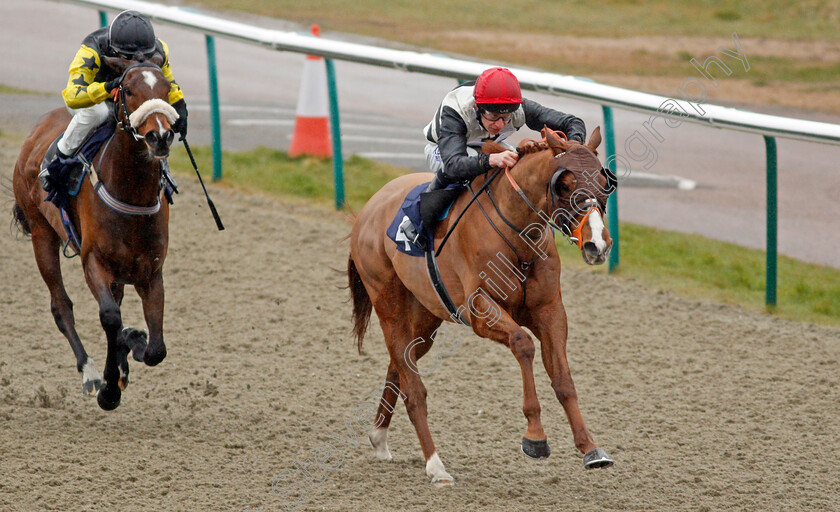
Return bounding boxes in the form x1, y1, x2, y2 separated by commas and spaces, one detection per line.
583, 241, 600, 256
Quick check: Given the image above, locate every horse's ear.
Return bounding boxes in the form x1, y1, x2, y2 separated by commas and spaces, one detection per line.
586, 126, 602, 153
149, 53, 165, 68
103, 55, 131, 75
543, 125, 567, 155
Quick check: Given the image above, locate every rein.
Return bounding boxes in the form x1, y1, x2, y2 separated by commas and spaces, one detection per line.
434, 168, 503, 257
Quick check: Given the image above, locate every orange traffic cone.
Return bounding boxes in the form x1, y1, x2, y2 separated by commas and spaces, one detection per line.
288, 25, 331, 157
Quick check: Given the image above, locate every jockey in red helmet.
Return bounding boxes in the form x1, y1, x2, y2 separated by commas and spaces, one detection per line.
423, 67, 585, 195
40, 10, 188, 192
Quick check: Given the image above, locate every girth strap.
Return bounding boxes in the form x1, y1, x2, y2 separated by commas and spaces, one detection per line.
425, 249, 468, 326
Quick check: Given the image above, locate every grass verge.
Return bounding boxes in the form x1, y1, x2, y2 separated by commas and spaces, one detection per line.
166, 144, 406, 212
0, 84, 50, 95
168, 144, 840, 328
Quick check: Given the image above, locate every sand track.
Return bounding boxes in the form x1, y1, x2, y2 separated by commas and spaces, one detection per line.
1, 138, 839, 511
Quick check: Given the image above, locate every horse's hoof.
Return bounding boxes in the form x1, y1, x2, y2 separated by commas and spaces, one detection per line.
368, 428, 392, 461
584, 448, 614, 469
431, 475, 454, 487
521, 437, 551, 459
82, 378, 102, 397
121, 328, 148, 362
118, 375, 129, 391
143, 344, 167, 367
96, 384, 121, 411
425, 453, 453, 487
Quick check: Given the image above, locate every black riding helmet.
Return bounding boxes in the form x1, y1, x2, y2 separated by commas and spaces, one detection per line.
109, 10, 156, 59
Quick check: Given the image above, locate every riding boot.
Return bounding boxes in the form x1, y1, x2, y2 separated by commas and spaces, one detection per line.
419, 172, 458, 246
39, 148, 72, 193
425, 173, 448, 193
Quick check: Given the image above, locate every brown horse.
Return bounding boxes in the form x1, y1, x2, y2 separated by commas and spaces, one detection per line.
348, 128, 615, 484
12, 61, 178, 411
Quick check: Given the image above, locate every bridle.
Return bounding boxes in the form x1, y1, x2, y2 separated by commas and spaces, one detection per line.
91, 62, 171, 216
112, 62, 165, 141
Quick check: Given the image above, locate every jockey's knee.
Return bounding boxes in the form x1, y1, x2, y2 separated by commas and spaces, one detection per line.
60, 103, 111, 154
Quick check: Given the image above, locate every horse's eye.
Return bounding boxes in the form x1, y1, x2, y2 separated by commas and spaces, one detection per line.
124, 88, 133, 97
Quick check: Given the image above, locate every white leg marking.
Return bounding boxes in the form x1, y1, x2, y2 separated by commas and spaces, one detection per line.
82, 358, 101, 384
425, 452, 454, 485
588, 210, 607, 252
368, 428, 392, 461
142, 70, 158, 89
81, 358, 102, 395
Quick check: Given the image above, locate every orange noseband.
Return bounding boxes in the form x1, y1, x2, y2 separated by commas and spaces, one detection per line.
571, 205, 598, 249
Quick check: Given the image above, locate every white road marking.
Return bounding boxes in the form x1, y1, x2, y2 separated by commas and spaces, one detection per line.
227, 118, 420, 134
357, 152, 425, 160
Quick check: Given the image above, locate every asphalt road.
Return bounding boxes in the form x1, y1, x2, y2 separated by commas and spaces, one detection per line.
3, 0, 840, 267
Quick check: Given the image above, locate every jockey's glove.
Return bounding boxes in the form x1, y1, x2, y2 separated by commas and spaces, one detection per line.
104, 78, 122, 93
171, 99, 188, 139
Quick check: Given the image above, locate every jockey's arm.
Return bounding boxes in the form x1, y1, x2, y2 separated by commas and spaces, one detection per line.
522, 99, 586, 143
437, 107, 491, 181
158, 39, 185, 105
61, 45, 109, 109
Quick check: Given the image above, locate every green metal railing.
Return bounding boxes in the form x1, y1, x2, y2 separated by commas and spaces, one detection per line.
602, 106, 620, 273
95, 7, 787, 306
764, 136, 778, 308
325, 59, 345, 210
205, 35, 222, 182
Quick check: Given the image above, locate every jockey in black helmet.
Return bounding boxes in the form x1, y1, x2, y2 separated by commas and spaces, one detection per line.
41, 10, 188, 190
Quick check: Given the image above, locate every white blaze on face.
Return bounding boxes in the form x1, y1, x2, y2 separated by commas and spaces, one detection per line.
587, 209, 607, 252
142, 70, 158, 89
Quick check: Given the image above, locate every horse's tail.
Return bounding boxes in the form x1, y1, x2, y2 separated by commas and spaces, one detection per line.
348, 254, 372, 354
11, 203, 31, 235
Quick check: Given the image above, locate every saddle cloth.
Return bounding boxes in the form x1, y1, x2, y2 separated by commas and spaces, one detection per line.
385, 181, 463, 257
41, 120, 116, 210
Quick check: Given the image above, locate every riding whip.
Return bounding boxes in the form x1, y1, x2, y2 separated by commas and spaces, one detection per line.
180, 137, 225, 231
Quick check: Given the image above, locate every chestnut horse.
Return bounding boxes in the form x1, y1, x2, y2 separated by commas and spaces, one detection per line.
348, 128, 615, 484
12, 62, 178, 411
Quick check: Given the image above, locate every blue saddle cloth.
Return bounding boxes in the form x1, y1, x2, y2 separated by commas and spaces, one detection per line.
385, 181, 461, 257
43, 122, 116, 209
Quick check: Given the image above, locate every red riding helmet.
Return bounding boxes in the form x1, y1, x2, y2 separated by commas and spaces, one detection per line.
474, 67, 523, 114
